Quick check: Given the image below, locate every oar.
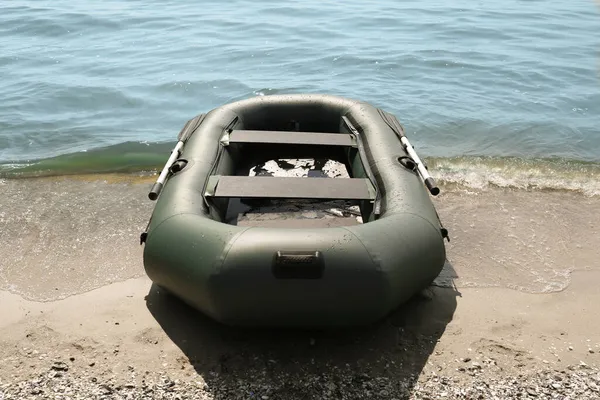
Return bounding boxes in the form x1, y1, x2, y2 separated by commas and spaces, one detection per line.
377, 109, 440, 196
148, 113, 205, 200
399, 135, 440, 196
148, 141, 184, 200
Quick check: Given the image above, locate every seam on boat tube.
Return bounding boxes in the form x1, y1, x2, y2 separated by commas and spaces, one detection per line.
147, 212, 248, 245
394, 211, 444, 237
146, 212, 197, 236
340, 212, 444, 271
340, 226, 381, 272
216, 227, 252, 273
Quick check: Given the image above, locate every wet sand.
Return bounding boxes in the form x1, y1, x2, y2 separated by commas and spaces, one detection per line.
1, 175, 599, 398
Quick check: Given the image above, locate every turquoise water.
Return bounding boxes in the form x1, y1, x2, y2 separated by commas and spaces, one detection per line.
1, 1, 600, 192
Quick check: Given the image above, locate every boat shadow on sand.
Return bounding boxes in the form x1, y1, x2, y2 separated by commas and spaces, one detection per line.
145, 260, 460, 398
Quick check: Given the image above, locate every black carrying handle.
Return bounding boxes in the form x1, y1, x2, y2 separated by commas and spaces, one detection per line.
272, 251, 324, 279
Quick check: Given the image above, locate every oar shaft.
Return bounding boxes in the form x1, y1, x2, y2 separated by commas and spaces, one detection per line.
148, 141, 184, 200
400, 137, 440, 196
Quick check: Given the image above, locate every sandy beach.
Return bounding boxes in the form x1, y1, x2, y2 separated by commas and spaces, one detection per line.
1, 175, 599, 399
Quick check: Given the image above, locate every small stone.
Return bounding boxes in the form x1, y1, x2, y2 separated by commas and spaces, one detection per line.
568, 346, 573, 351
462, 357, 471, 363
589, 349, 595, 354
69, 357, 75, 362
89, 362, 95, 367
51, 361, 69, 371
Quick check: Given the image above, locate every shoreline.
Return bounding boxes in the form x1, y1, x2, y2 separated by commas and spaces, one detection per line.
1, 173, 598, 301
3, 152, 600, 197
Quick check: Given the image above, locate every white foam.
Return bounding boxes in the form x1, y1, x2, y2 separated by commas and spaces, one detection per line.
430, 157, 600, 196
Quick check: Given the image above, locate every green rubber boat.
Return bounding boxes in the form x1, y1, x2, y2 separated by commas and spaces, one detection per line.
141, 94, 448, 327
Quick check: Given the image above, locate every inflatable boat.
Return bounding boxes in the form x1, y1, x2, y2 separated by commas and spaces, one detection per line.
141, 94, 448, 327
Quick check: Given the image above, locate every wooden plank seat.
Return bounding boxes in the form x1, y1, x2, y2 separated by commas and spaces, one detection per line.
205, 176, 375, 201
223, 130, 357, 147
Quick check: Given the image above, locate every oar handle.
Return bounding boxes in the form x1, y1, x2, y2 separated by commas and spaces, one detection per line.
148, 182, 163, 201
424, 177, 440, 196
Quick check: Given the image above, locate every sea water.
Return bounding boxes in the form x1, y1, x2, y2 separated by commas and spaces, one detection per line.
1, 0, 599, 188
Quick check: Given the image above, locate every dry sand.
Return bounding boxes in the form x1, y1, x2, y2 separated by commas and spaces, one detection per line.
1, 175, 599, 399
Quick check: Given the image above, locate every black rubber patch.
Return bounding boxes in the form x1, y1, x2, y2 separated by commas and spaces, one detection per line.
272, 251, 324, 279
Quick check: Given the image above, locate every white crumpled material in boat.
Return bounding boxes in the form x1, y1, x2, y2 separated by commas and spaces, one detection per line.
235, 158, 363, 226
